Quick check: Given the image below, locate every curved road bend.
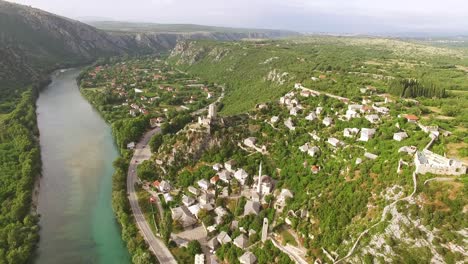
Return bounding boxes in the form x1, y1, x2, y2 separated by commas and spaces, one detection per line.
127, 127, 177, 264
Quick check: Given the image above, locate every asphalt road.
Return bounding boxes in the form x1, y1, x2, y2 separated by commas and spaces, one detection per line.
127, 127, 177, 264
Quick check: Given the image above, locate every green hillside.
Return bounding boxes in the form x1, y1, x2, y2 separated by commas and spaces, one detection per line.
168, 37, 468, 125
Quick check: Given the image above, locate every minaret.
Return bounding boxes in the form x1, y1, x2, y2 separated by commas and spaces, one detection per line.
257, 162, 262, 194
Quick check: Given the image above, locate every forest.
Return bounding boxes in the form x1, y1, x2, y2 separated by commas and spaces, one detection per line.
0, 89, 41, 264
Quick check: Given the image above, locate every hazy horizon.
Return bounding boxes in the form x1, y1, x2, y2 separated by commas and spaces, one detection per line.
7, 0, 468, 36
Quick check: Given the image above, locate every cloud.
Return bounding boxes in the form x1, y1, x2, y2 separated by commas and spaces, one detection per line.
6, 0, 468, 34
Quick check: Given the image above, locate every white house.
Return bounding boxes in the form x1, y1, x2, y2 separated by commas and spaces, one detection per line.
218, 170, 232, 183
290, 107, 300, 116
127, 142, 136, 150
244, 137, 257, 148
188, 186, 199, 196
239, 252, 257, 264
234, 234, 248, 249
159, 181, 172, 193
244, 200, 261, 216
275, 189, 293, 212
316, 107, 323, 115
373, 105, 390, 115
212, 163, 223, 171
217, 231, 232, 245
171, 206, 197, 228
365, 114, 380, 124
284, 118, 296, 131
415, 149, 466, 176
344, 128, 359, 138
225, 160, 237, 172
182, 195, 195, 207
305, 112, 317, 121
327, 137, 344, 147
364, 152, 378, 160
393, 132, 408, 141
197, 179, 211, 191
359, 128, 376, 142
345, 109, 359, 120
234, 169, 249, 185
270, 116, 279, 123
323, 117, 333, 127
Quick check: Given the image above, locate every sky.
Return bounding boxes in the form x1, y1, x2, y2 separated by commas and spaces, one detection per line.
8, 0, 468, 35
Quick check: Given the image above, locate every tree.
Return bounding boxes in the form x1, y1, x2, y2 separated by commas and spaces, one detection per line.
187, 240, 202, 255
149, 133, 163, 153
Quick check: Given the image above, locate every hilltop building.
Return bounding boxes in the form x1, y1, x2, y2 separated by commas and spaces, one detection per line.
415, 150, 466, 176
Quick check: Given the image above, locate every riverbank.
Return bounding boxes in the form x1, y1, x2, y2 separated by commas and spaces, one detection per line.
77, 71, 158, 263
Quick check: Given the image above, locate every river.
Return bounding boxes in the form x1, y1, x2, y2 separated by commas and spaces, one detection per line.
35, 69, 130, 264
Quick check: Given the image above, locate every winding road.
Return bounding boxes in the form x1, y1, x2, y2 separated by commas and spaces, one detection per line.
127, 127, 177, 264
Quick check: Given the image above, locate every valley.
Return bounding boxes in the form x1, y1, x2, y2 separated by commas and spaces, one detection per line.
0, 1, 467, 263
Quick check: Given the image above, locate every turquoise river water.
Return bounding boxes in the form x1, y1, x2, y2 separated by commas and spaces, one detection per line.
35, 69, 130, 264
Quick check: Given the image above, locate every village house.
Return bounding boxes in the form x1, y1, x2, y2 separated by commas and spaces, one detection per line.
159, 181, 172, 193
234, 169, 249, 185
404, 114, 419, 123
212, 163, 223, 171
244, 200, 261, 216
393, 132, 408, 141
188, 204, 201, 217
225, 160, 237, 172
271, 116, 279, 123
373, 105, 390, 115
323, 117, 333, 127
194, 254, 204, 264
207, 236, 220, 251
398, 147, 417, 156
217, 231, 232, 245
344, 128, 360, 138
234, 234, 249, 249
188, 186, 200, 196
284, 117, 296, 131
129, 109, 137, 117
415, 149, 467, 176
127, 142, 136, 150
359, 128, 376, 142
290, 106, 300, 116
244, 137, 257, 148
360, 105, 373, 114
311, 165, 320, 174
182, 195, 195, 207
197, 179, 211, 191
210, 175, 220, 185
345, 109, 359, 120
218, 170, 232, 183
163, 193, 173, 202
316, 106, 323, 115
255, 175, 273, 196
275, 189, 293, 212
239, 252, 257, 264
306, 112, 317, 121
365, 114, 380, 124
327, 137, 344, 147
199, 193, 214, 205
171, 206, 197, 228
299, 143, 320, 157
364, 152, 378, 160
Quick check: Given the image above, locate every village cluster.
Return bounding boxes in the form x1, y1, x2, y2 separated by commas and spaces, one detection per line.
81, 58, 219, 122
137, 80, 466, 264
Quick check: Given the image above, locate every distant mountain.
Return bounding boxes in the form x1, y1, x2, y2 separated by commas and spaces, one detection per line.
86, 20, 299, 36
0, 1, 299, 102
